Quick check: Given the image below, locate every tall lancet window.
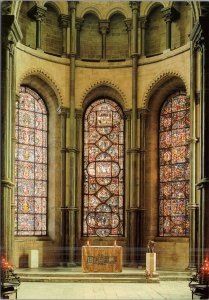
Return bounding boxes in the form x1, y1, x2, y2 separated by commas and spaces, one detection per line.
15, 86, 48, 236
159, 91, 190, 236
83, 99, 124, 237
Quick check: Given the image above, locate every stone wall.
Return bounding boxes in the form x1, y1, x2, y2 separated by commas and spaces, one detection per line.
80, 13, 102, 60
106, 14, 128, 60
42, 5, 62, 56
18, 2, 36, 49
145, 5, 166, 56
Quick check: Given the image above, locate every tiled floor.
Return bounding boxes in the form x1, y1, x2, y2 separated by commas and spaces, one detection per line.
17, 281, 192, 299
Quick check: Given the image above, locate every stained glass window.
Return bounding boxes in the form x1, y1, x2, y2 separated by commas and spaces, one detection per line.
83, 99, 124, 237
159, 91, 190, 236
15, 86, 48, 236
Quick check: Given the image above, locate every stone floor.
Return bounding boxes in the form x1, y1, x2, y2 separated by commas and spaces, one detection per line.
17, 281, 192, 299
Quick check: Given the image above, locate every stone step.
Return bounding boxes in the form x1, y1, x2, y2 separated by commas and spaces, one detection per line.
19, 276, 160, 283
17, 272, 159, 278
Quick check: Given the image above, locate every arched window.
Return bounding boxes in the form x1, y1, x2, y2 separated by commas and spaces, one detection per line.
15, 86, 48, 236
159, 91, 190, 236
83, 99, 124, 237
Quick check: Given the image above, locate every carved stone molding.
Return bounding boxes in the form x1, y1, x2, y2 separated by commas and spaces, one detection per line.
28, 5, 47, 22
80, 80, 128, 108
130, 2, 140, 11
142, 70, 188, 108
57, 106, 70, 116
2, 15, 23, 49
99, 20, 110, 35
2, 1, 12, 15
196, 178, 209, 189
161, 7, 180, 23
17, 68, 63, 106
59, 14, 70, 28
76, 17, 84, 31
190, 18, 209, 51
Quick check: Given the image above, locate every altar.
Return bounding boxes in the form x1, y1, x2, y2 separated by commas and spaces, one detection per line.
82, 246, 122, 272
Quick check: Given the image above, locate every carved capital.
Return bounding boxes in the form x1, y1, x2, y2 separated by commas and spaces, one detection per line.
196, 178, 209, 189
2, 1, 12, 15
57, 106, 70, 116
138, 16, 147, 29
124, 18, 132, 31
99, 20, 110, 35
2, 15, 23, 50
75, 109, 83, 120
28, 5, 47, 22
59, 14, 70, 28
190, 20, 207, 52
130, 1, 140, 11
69, 1, 78, 11
76, 17, 84, 31
137, 108, 149, 119
124, 109, 132, 120
161, 7, 180, 23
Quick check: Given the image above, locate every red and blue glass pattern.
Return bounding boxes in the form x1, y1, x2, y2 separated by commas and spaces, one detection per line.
83, 99, 124, 237
159, 91, 190, 236
15, 86, 47, 236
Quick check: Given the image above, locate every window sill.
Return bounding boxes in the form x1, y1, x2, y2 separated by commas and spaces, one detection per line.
155, 236, 189, 243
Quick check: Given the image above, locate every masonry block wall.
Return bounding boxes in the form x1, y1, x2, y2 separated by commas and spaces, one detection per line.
42, 5, 62, 56
80, 13, 102, 60
19, 2, 36, 49
145, 5, 166, 56
106, 14, 128, 60
171, 2, 191, 49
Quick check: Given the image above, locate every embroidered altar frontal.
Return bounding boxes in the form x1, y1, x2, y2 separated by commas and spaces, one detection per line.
82, 246, 122, 272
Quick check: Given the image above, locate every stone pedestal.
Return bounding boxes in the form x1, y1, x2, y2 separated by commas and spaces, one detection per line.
29, 250, 39, 268
146, 253, 156, 273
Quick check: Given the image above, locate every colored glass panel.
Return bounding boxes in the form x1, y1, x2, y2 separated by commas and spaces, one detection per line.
15, 86, 47, 236
159, 91, 190, 236
83, 99, 124, 237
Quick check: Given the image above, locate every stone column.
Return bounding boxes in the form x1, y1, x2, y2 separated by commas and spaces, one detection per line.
161, 7, 179, 50
58, 14, 70, 58
57, 106, 69, 266
138, 16, 147, 56
2, 15, 22, 262
129, 1, 140, 266
67, 1, 78, 267
99, 20, 109, 60
124, 19, 132, 57
28, 5, 46, 50
76, 18, 84, 58
138, 108, 149, 265
187, 29, 199, 270
191, 18, 209, 268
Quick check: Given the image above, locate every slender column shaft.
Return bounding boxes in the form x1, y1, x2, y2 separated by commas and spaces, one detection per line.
166, 21, 171, 49
67, 1, 78, 267
129, 1, 140, 266
36, 19, 41, 49
139, 17, 146, 56
99, 21, 109, 60
59, 14, 69, 57
1, 15, 22, 263
188, 40, 198, 270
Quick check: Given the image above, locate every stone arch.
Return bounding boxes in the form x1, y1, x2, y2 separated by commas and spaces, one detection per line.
81, 80, 128, 109
44, 1, 61, 15
143, 1, 166, 17
142, 71, 188, 109
80, 7, 102, 20
17, 68, 63, 108
106, 7, 128, 20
